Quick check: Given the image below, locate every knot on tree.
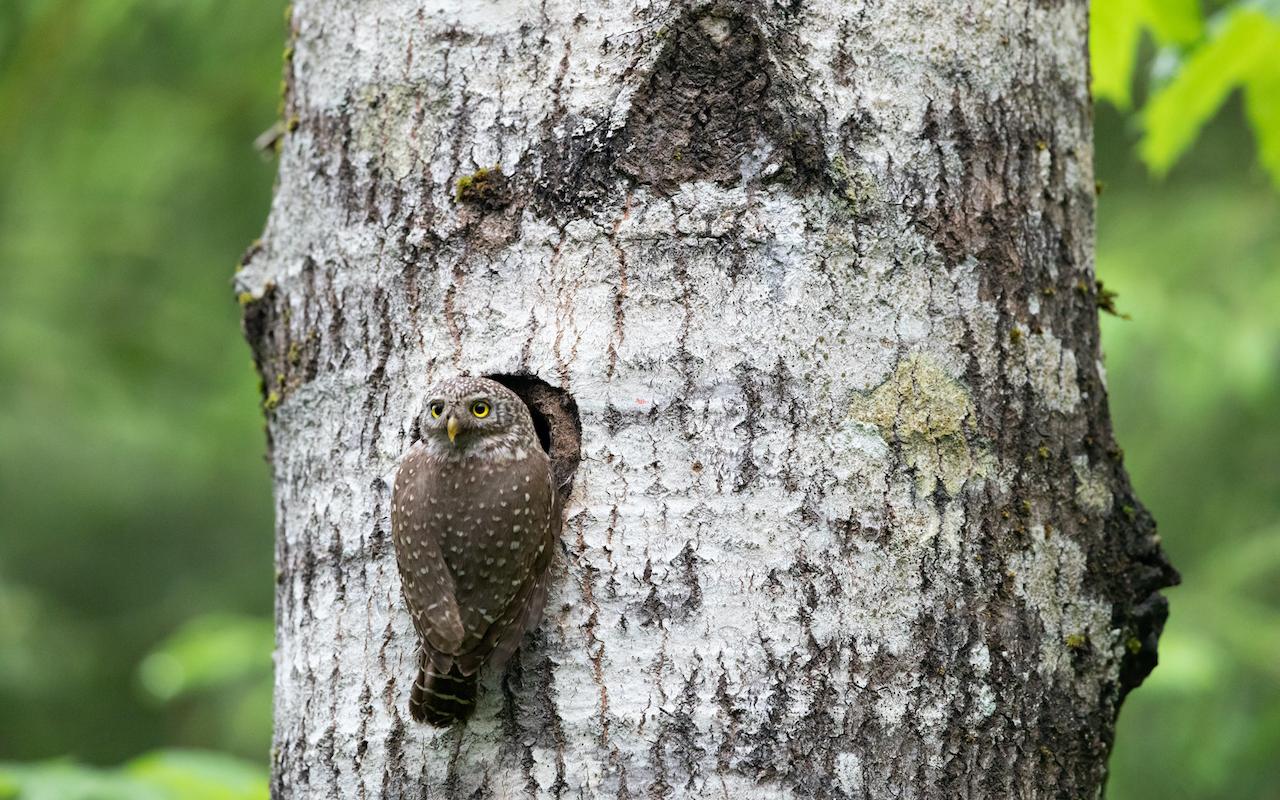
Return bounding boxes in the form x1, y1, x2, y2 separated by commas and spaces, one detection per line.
455, 167, 513, 211
535, 5, 835, 214
614, 7, 825, 191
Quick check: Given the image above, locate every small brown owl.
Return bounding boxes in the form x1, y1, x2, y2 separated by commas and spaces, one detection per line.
391, 376, 560, 726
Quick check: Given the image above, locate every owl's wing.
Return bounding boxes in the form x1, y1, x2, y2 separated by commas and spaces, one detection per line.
392, 445, 465, 655
454, 462, 560, 676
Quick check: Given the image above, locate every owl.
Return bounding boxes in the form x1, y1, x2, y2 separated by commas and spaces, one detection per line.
391, 376, 560, 726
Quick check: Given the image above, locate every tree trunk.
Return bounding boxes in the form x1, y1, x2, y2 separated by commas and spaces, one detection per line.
239, 1, 1177, 797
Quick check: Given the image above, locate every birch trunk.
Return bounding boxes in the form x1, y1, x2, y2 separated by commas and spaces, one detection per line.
238, 1, 1177, 797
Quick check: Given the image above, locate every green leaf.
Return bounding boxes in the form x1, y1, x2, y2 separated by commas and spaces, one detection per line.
1092, 0, 1204, 108
1140, 8, 1278, 175
1243, 56, 1280, 186
1139, 0, 1203, 44
1093, 0, 1146, 108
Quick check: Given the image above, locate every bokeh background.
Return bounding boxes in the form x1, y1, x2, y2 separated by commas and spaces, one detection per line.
0, 2, 1276, 798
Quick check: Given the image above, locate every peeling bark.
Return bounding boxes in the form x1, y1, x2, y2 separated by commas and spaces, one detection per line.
241, 1, 1177, 798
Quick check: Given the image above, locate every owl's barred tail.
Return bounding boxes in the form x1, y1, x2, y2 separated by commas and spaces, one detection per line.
410, 656, 477, 727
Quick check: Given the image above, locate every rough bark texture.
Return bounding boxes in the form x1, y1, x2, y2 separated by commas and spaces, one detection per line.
239, 1, 1177, 798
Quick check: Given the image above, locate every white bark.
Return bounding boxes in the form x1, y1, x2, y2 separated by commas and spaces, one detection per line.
239, 1, 1176, 797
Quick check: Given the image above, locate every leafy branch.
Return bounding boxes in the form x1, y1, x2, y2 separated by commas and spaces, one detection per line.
1093, 0, 1280, 186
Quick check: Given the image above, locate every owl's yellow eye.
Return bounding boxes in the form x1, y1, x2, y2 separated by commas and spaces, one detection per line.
471, 400, 490, 419
429, 403, 444, 419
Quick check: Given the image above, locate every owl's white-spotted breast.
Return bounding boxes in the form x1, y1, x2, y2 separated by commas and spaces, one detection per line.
391, 376, 559, 726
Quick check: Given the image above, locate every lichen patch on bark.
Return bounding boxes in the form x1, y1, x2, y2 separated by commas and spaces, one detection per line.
849, 353, 993, 496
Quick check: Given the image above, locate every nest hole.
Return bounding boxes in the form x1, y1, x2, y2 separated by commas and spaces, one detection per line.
486, 373, 582, 502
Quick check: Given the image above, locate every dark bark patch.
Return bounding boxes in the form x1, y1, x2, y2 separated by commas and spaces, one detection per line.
1104, 497, 1179, 699
453, 166, 524, 251
455, 166, 512, 210
612, 7, 824, 191
240, 278, 322, 423
742, 633, 795, 780
649, 657, 707, 793
732, 363, 764, 492
908, 85, 1178, 719
533, 5, 834, 216
240, 282, 282, 401
631, 542, 704, 628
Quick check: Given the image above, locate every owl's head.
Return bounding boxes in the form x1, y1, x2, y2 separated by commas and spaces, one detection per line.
420, 376, 534, 452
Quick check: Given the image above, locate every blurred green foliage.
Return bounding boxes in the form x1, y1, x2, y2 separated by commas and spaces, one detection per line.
1092, 0, 1280, 184
137, 615, 272, 706
0, 1, 1276, 799
1096, 102, 1280, 798
0, 0, 285, 791
0, 751, 267, 800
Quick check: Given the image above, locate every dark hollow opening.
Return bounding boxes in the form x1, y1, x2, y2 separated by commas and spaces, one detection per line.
485, 373, 582, 502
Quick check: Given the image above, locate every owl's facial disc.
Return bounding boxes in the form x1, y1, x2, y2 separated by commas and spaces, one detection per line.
426, 391, 506, 449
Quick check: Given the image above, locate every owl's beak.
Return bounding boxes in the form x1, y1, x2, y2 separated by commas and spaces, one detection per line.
446, 414, 460, 444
